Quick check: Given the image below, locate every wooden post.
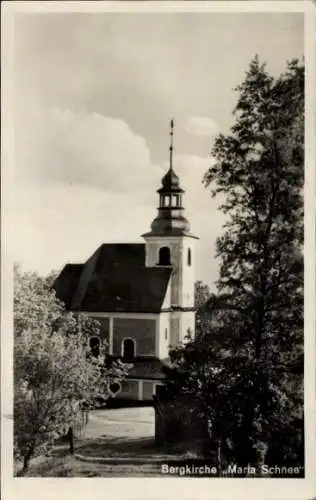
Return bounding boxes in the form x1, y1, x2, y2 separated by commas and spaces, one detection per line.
68, 426, 74, 455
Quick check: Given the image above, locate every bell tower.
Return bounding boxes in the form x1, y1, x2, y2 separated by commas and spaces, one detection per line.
142, 120, 199, 346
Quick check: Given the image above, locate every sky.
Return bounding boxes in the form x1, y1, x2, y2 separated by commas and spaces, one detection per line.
12, 11, 304, 289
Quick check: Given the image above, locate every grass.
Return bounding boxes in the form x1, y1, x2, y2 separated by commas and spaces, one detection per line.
14, 438, 205, 477
75, 436, 197, 460
15, 453, 164, 477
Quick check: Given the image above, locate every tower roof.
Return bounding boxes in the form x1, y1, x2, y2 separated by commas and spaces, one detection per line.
157, 168, 184, 194
143, 120, 198, 239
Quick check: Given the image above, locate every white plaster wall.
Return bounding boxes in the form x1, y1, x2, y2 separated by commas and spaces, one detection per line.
181, 238, 196, 308
161, 279, 172, 309
179, 310, 196, 343
170, 311, 181, 347
144, 236, 196, 309
158, 312, 171, 358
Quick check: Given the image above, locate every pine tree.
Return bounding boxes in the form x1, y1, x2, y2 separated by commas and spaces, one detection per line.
204, 56, 304, 469
166, 57, 304, 473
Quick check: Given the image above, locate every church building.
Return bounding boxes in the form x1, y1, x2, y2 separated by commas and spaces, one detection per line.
53, 121, 199, 401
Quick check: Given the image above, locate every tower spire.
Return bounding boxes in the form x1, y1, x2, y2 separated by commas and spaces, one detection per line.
169, 119, 174, 171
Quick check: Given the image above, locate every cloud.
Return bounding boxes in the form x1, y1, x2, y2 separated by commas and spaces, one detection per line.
15, 107, 163, 197
11, 13, 303, 290
13, 106, 225, 288
184, 116, 218, 136
12, 182, 158, 276
172, 154, 226, 236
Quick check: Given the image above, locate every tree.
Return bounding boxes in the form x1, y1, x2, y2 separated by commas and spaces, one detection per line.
194, 280, 212, 340
166, 57, 304, 473
194, 281, 211, 310
210, 56, 304, 468
14, 265, 128, 473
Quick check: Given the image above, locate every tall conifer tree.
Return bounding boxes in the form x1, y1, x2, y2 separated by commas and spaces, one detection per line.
167, 57, 304, 471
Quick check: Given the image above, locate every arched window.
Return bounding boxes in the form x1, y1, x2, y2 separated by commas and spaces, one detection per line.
89, 336, 100, 357
158, 246, 171, 266
122, 338, 136, 362
187, 248, 192, 266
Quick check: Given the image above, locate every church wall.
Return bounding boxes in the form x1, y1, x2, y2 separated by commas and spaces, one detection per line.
169, 239, 182, 307
181, 239, 195, 308
112, 317, 156, 357
88, 316, 110, 344
179, 310, 196, 343
81, 312, 159, 357
161, 280, 171, 309
170, 313, 180, 347
143, 381, 155, 400
165, 310, 196, 347
115, 379, 164, 401
81, 306, 194, 356
144, 237, 181, 307
144, 236, 196, 310
117, 379, 139, 400
158, 312, 171, 358
174, 237, 195, 309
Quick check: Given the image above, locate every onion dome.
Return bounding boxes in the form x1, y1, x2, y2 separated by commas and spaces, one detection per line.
158, 168, 184, 194
150, 212, 191, 235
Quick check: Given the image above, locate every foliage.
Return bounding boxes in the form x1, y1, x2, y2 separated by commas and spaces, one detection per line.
194, 280, 212, 340
14, 265, 128, 471
194, 281, 211, 310
167, 57, 304, 472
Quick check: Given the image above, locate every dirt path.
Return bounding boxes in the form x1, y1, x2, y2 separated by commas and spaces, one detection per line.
84, 407, 155, 440
75, 406, 161, 459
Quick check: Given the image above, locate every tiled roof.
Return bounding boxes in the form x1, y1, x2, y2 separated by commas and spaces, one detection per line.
53, 243, 171, 313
